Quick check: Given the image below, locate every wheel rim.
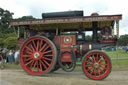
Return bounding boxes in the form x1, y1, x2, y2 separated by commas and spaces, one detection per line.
20, 37, 56, 75
83, 51, 111, 80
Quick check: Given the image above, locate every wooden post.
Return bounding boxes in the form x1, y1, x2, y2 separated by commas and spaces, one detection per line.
111, 26, 114, 36
92, 21, 98, 43
116, 20, 119, 39
56, 28, 59, 35
24, 27, 26, 39
111, 21, 115, 37
13, 26, 18, 38
18, 27, 20, 38
13, 26, 16, 34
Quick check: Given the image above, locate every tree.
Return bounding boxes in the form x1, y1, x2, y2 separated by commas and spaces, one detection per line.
3, 37, 18, 50
0, 7, 14, 33
0, 7, 36, 49
118, 34, 128, 46
85, 35, 92, 42
14, 15, 36, 38
14, 15, 35, 21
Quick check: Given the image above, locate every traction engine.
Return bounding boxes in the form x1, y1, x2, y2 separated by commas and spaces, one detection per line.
10, 11, 122, 80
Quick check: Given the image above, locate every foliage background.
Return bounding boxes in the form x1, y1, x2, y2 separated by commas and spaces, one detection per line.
0, 8, 35, 49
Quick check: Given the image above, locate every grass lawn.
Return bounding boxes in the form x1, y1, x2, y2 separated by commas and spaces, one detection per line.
0, 63, 22, 69
2, 59, 128, 71
104, 49, 128, 58
1, 49, 128, 71
76, 59, 128, 71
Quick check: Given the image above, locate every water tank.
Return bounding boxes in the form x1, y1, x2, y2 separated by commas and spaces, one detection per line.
42, 10, 83, 19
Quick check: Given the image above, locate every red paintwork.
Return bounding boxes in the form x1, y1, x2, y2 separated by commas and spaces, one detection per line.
54, 36, 60, 45
103, 44, 115, 47
59, 35, 76, 62
60, 35, 76, 49
18, 38, 25, 47
61, 51, 72, 62
100, 40, 115, 43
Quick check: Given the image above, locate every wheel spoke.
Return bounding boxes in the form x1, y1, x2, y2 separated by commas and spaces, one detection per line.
92, 55, 96, 62
99, 67, 103, 74
23, 55, 31, 57
87, 66, 94, 71
39, 59, 47, 69
96, 53, 99, 62
93, 68, 96, 76
86, 64, 93, 67
42, 45, 50, 52
97, 68, 101, 75
99, 64, 106, 69
42, 50, 52, 55
32, 61, 37, 72
32, 40, 37, 51
39, 62, 43, 71
25, 57, 33, 61
39, 43, 47, 52
43, 54, 53, 57
99, 60, 104, 64
43, 57, 52, 61
36, 60, 39, 72
88, 57, 94, 63
100, 64, 108, 66
40, 40, 43, 49
86, 61, 93, 65
43, 59, 50, 66
97, 56, 102, 63
37, 40, 40, 51
90, 68, 94, 75
30, 60, 35, 68
25, 46, 33, 52
25, 50, 33, 55
30, 44, 35, 52
25, 60, 33, 66
101, 68, 105, 73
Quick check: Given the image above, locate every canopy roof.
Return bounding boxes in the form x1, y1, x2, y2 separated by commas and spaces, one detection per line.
10, 14, 122, 31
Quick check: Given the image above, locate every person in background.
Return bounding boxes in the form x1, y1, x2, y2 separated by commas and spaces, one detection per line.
2, 50, 7, 63
8, 50, 14, 63
14, 50, 19, 64
0, 49, 6, 69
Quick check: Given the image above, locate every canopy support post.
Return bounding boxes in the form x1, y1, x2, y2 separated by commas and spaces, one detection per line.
18, 27, 20, 39
56, 28, 59, 35
92, 21, 98, 43
116, 20, 119, 39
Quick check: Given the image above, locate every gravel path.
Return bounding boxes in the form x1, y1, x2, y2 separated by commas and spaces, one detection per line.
0, 69, 128, 85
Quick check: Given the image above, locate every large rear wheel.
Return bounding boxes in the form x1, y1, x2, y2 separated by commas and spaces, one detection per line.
82, 50, 112, 80
20, 36, 57, 75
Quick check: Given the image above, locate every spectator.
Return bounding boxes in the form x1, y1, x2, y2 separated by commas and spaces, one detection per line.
8, 50, 14, 63
14, 50, 19, 64
0, 49, 6, 69
1, 50, 7, 63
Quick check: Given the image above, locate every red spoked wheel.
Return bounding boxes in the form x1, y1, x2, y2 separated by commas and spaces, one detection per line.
82, 50, 112, 80
20, 36, 57, 75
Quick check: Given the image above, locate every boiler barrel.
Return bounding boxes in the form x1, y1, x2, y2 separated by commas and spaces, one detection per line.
42, 11, 83, 19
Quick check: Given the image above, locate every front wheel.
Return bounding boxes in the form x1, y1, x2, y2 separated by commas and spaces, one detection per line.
82, 50, 112, 80
20, 36, 57, 75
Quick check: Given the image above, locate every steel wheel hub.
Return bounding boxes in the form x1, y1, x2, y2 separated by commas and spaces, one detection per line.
34, 52, 40, 59
94, 63, 99, 68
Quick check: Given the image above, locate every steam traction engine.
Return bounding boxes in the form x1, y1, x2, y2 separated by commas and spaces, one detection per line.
11, 11, 122, 80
